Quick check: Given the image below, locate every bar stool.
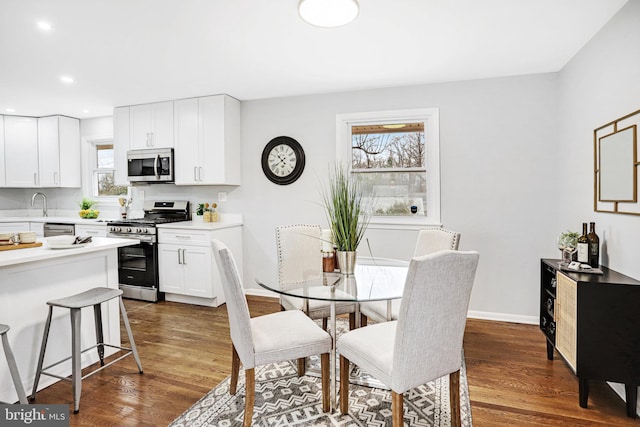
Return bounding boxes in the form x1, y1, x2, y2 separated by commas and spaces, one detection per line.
0, 324, 28, 404
30, 287, 143, 413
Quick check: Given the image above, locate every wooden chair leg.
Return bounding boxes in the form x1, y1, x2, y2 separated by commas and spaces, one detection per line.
322, 317, 328, 331
349, 312, 356, 330
450, 370, 461, 427
392, 390, 404, 427
243, 368, 255, 427
230, 345, 240, 395
339, 355, 350, 414
321, 353, 330, 412
297, 357, 306, 377
360, 313, 368, 327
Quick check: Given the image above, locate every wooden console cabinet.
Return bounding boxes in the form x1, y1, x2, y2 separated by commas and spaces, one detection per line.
540, 259, 640, 418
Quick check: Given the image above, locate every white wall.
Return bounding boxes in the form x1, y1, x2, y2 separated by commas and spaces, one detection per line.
558, 0, 640, 280
233, 74, 559, 322
0, 75, 559, 320
557, 1, 640, 408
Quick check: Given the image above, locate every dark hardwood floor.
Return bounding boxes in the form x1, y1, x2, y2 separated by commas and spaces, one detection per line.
30, 296, 640, 426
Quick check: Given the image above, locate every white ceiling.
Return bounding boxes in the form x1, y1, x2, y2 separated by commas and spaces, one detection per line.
0, 0, 628, 118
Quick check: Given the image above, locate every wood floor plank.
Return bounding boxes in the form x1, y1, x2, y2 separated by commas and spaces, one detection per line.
28, 298, 640, 425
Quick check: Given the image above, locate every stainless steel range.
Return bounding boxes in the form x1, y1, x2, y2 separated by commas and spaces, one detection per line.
108, 200, 190, 302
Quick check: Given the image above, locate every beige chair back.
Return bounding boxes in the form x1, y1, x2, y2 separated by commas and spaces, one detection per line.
276, 224, 322, 290
211, 239, 256, 368
392, 250, 479, 393
413, 228, 460, 257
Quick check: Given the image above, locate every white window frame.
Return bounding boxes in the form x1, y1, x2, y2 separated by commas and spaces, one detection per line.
82, 136, 128, 207
336, 108, 441, 229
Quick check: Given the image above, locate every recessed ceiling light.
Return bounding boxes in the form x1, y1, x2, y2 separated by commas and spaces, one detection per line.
37, 21, 52, 31
60, 75, 75, 84
6, 108, 16, 113
82, 109, 89, 114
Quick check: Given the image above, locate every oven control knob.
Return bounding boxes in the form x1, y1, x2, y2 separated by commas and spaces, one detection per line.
142, 228, 148, 233
126, 227, 132, 233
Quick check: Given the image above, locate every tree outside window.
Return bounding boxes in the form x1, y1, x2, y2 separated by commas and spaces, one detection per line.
94, 144, 128, 197
351, 122, 427, 217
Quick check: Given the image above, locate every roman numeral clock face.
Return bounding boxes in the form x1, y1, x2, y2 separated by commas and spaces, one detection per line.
261, 136, 306, 185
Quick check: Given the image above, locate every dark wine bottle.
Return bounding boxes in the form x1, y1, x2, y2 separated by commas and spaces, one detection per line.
588, 222, 600, 268
577, 222, 589, 263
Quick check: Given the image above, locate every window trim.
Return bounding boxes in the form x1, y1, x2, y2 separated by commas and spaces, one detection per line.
336, 108, 441, 227
82, 136, 127, 207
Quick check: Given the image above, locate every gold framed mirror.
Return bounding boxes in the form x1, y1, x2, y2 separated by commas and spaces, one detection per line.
594, 109, 640, 215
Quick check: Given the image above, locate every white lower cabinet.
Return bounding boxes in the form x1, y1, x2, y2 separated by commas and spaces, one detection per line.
158, 225, 242, 307
30, 222, 44, 238
75, 224, 107, 238
0, 222, 30, 234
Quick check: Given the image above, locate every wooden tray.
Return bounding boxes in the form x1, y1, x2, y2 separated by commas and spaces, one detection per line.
0, 242, 43, 251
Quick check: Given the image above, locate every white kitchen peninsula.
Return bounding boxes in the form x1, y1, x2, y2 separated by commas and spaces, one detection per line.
0, 237, 138, 404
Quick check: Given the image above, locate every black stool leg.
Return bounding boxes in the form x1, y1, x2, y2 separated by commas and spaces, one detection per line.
71, 307, 82, 414
31, 306, 54, 401
93, 303, 105, 366
119, 297, 143, 373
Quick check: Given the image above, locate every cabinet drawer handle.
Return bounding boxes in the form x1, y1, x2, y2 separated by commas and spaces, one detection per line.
176, 235, 191, 240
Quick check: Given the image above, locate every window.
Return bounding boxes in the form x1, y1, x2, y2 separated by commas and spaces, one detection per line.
92, 142, 128, 197
336, 108, 440, 225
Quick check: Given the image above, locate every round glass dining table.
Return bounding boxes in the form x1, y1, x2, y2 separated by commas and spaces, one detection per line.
255, 257, 409, 411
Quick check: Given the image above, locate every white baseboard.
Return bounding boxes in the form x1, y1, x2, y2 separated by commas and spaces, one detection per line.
467, 310, 538, 325
241, 292, 539, 325
608, 382, 640, 416
245, 288, 279, 299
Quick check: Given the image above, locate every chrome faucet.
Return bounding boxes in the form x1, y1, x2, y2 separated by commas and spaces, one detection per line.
31, 192, 48, 217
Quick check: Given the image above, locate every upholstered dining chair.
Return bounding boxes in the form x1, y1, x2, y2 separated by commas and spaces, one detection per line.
276, 224, 357, 331
360, 227, 461, 325
337, 250, 479, 427
212, 239, 332, 426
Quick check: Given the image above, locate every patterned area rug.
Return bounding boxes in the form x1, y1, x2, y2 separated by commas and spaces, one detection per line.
169, 321, 473, 427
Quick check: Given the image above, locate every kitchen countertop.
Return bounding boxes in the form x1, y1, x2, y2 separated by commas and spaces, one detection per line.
158, 218, 243, 231
0, 237, 138, 267
0, 216, 112, 225
0, 214, 243, 229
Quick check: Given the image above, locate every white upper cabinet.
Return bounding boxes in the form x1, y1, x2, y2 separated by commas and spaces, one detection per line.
113, 106, 130, 186
174, 95, 241, 185
0, 116, 5, 186
4, 116, 39, 187
129, 101, 174, 149
37, 115, 81, 187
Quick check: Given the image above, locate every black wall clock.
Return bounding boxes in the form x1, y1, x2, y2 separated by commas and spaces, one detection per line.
261, 136, 306, 185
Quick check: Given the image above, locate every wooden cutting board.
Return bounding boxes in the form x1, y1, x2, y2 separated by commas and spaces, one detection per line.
0, 242, 43, 251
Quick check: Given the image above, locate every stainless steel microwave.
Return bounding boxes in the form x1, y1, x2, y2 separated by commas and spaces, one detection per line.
127, 148, 174, 183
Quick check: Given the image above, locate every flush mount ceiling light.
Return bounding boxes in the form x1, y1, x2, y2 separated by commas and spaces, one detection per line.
37, 21, 52, 31
299, 0, 359, 28
60, 75, 74, 84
